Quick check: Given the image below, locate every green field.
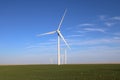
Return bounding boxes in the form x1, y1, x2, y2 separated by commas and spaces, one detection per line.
0, 64, 120, 80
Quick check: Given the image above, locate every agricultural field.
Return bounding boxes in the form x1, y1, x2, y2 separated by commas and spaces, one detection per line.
0, 64, 120, 80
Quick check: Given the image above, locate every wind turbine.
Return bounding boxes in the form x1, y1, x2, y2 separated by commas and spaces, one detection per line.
61, 54, 64, 64
64, 48, 67, 64
37, 9, 70, 65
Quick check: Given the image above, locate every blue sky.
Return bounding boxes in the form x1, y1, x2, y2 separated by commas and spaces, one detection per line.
0, 0, 120, 64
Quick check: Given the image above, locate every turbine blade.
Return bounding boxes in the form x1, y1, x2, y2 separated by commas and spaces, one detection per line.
57, 31, 70, 49
57, 9, 67, 30
37, 31, 56, 37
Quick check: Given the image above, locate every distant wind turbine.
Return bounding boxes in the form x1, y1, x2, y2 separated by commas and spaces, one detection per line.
37, 9, 70, 65
64, 48, 67, 64
61, 54, 64, 64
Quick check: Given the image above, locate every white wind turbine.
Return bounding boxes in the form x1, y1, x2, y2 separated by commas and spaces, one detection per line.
37, 9, 70, 65
64, 48, 67, 64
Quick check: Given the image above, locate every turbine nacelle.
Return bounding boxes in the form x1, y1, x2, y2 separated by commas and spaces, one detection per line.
56, 30, 60, 34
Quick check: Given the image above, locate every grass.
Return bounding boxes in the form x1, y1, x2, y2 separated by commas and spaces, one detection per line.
0, 64, 120, 80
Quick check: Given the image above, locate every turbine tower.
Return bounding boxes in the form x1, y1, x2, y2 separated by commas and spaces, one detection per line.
37, 9, 70, 65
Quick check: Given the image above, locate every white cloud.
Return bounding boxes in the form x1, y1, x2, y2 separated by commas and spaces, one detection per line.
78, 23, 95, 27
99, 15, 120, 21
111, 16, 120, 20
26, 41, 57, 49
68, 34, 84, 37
77, 31, 88, 33
69, 38, 120, 46
84, 28, 105, 33
105, 22, 115, 27
104, 16, 120, 27
98, 15, 120, 27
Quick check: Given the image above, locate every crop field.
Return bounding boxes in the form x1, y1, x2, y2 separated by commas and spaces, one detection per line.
0, 64, 120, 80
